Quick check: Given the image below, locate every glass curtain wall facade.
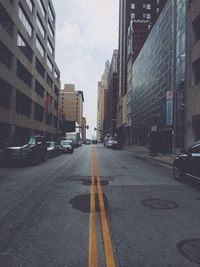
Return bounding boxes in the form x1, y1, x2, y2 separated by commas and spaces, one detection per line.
175, 0, 186, 148
131, 0, 174, 152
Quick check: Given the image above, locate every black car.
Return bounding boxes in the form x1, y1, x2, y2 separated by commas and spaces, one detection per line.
173, 140, 200, 181
60, 140, 74, 154
0, 135, 47, 165
46, 141, 61, 157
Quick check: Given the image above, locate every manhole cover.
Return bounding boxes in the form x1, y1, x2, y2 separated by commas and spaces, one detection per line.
69, 194, 109, 213
177, 239, 200, 264
141, 199, 178, 209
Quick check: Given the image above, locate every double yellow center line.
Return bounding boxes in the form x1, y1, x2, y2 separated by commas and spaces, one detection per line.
88, 148, 116, 267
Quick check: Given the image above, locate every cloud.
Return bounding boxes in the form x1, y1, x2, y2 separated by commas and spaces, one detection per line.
54, 0, 118, 138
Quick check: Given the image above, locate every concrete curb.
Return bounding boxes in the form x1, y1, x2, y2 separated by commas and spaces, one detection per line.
146, 155, 173, 166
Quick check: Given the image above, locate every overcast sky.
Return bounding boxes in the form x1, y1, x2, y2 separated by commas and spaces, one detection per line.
53, 0, 119, 139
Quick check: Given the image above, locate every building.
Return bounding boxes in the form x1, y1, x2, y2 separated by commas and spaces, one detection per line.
0, 0, 61, 142
131, 0, 174, 151
96, 61, 110, 141
130, 0, 188, 153
185, 0, 200, 146
103, 50, 119, 138
60, 84, 84, 137
117, 0, 168, 145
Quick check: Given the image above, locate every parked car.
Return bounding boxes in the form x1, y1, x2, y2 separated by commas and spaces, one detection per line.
173, 140, 200, 181
106, 137, 119, 149
85, 139, 91, 145
0, 135, 47, 165
60, 140, 74, 153
46, 141, 61, 157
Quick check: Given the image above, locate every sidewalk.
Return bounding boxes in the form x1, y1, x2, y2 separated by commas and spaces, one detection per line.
124, 145, 177, 166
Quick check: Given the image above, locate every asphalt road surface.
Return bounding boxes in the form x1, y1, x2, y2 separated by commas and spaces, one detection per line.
0, 144, 200, 267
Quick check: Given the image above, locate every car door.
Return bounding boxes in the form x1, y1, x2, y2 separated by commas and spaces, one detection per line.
187, 143, 200, 179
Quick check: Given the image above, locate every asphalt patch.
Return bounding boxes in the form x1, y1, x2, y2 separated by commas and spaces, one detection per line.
69, 193, 109, 213
82, 179, 109, 186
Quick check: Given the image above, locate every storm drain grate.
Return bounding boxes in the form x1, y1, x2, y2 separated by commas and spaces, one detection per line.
141, 199, 178, 209
177, 238, 200, 264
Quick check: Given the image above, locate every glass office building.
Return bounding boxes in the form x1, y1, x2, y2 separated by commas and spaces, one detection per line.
131, 0, 174, 152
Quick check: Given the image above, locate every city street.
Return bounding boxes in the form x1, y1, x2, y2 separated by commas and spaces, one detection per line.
0, 144, 200, 267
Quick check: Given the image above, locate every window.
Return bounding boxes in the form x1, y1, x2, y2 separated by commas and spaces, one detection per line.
54, 70, 60, 80
47, 21, 54, 39
16, 90, 31, 117
47, 57, 53, 72
193, 15, 200, 42
36, 57, 45, 78
17, 61, 32, 87
0, 78, 11, 109
0, 41, 13, 69
146, 14, 151, 19
131, 13, 135, 19
54, 86, 59, 95
48, 4, 55, 22
34, 103, 44, 122
193, 58, 200, 85
0, 4, 14, 36
37, 15, 45, 38
17, 33, 33, 62
146, 4, 151, 10
47, 74, 53, 88
47, 39, 53, 55
36, 37, 45, 58
35, 80, 45, 97
189, 144, 200, 154
36, 0, 46, 18
26, 0, 33, 13
131, 3, 135, 9
46, 113, 52, 125
18, 6, 33, 37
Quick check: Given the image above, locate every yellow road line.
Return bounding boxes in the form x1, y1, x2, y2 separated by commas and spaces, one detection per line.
88, 156, 98, 267
96, 155, 116, 267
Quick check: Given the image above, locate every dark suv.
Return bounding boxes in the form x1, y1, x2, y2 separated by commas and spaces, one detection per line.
0, 135, 47, 165
173, 140, 200, 181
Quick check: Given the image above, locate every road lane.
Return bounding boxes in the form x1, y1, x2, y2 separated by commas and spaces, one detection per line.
0, 144, 200, 266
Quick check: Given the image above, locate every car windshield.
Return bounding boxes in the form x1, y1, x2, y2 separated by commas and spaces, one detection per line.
8, 136, 35, 146
60, 140, 72, 145
47, 142, 54, 147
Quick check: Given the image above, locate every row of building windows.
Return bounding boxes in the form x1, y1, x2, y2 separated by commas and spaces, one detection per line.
0, 78, 58, 125
18, 5, 33, 37
36, 0, 55, 23
0, 3, 14, 36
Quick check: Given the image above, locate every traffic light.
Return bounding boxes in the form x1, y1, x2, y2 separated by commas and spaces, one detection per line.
94, 127, 97, 131
86, 125, 89, 129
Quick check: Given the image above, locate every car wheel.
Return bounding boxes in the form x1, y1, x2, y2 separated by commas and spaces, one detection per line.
173, 165, 183, 180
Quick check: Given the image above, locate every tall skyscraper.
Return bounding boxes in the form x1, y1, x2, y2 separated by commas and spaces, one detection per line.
0, 0, 60, 142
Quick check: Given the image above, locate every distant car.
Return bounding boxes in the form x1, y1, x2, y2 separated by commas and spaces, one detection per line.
106, 137, 119, 149
0, 135, 47, 165
173, 140, 200, 181
85, 139, 91, 145
46, 141, 61, 157
60, 140, 74, 153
